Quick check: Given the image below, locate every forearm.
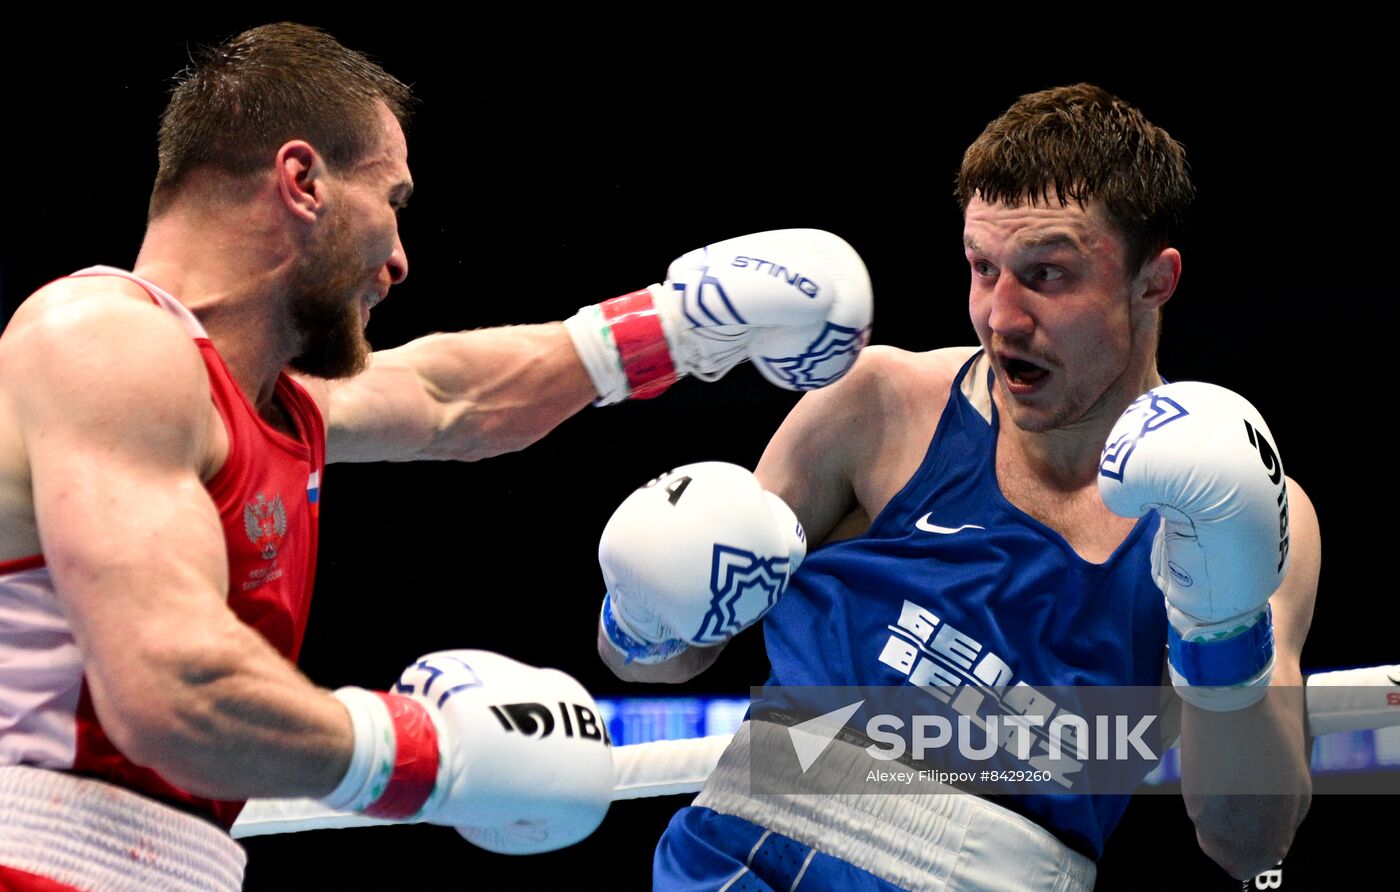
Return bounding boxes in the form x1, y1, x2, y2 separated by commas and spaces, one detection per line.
412, 323, 597, 460
91, 619, 353, 802
1178, 684, 1311, 880
329, 323, 598, 463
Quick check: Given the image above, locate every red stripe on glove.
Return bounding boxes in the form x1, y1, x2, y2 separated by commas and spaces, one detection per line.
600, 289, 675, 399
363, 693, 440, 820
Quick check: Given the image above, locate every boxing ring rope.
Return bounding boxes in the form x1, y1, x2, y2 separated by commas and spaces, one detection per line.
230, 664, 1400, 839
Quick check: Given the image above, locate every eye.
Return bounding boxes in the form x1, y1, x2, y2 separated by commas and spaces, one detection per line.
971, 259, 996, 278
389, 184, 412, 217
1031, 265, 1063, 283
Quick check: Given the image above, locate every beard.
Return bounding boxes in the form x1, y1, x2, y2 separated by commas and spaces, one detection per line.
286, 206, 373, 379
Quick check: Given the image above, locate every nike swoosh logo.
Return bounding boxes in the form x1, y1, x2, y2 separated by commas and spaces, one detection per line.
1388, 673, 1400, 686
915, 515, 986, 535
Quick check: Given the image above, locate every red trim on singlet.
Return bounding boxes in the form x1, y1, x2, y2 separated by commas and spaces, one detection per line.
0, 864, 82, 892
0, 555, 44, 574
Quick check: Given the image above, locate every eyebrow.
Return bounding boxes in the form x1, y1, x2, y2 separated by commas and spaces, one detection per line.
1020, 233, 1080, 251
963, 233, 1082, 254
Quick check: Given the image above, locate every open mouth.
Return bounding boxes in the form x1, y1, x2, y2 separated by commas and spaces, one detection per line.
361, 290, 385, 320
1002, 355, 1050, 387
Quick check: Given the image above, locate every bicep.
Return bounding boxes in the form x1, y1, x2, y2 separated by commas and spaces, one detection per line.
8, 294, 236, 735
29, 424, 229, 653
319, 347, 437, 463
755, 372, 867, 546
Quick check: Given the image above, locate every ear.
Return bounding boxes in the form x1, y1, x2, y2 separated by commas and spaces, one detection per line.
1132, 247, 1182, 313
275, 140, 325, 224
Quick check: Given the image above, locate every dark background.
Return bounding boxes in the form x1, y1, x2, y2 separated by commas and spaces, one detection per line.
1, 17, 1389, 890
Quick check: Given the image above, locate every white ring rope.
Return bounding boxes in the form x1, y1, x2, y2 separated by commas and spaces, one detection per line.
230, 666, 1400, 839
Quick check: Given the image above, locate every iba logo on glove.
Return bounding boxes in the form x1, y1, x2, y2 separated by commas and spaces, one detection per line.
489, 702, 612, 746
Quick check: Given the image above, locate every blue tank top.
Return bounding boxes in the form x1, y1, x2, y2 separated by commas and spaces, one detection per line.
762, 351, 1168, 859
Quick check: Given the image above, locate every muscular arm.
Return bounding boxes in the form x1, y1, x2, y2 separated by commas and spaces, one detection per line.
3, 282, 352, 801
310, 323, 598, 463
1179, 478, 1319, 880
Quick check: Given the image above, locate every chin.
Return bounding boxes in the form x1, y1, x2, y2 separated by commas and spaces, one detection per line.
288, 311, 372, 379
1001, 386, 1093, 434
1004, 407, 1058, 434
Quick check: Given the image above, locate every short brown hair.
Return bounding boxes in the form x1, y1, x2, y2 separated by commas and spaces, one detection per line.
149, 23, 413, 218
955, 83, 1194, 276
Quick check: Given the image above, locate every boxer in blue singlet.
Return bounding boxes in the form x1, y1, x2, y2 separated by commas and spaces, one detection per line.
601, 84, 1321, 890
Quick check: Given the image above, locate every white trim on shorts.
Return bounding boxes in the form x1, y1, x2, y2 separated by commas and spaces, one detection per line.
0, 765, 246, 892
694, 720, 1095, 892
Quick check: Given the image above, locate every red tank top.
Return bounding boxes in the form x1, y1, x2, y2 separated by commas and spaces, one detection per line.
39, 268, 325, 828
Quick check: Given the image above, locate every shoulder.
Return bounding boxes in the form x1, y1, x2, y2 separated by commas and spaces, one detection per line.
5, 273, 195, 353
757, 345, 980, 539
1, 275, 213, 444
799, 344, 977, 414
7, 274, 154, 324
871, 344, 980, 406
790, 344, 978, 445
847, 343, 976, 382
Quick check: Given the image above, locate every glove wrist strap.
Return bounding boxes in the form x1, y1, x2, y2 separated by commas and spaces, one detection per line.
565, 286, 679, 404
1167, 605, 1276, 711
325, 687, 439, 819
601, 593, 690, 665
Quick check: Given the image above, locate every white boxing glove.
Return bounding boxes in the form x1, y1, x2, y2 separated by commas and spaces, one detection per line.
564, 230, 872, 403
1099, 382, 1290, 711
324, 650, 613, 854
599, 462, 807, 664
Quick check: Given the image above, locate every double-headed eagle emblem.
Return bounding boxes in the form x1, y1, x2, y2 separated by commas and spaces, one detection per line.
244, 493, 288, 560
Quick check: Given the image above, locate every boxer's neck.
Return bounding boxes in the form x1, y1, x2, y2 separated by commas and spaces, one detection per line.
994, 357, 1164, 491
134, 192, 303, 418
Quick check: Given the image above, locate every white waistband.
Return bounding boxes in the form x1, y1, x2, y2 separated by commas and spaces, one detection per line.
693, 721, 1095, 892
0, 765, 246, 892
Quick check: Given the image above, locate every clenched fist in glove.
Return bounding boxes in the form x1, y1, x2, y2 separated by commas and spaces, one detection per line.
324, 650, 614, 854
1099, 382, 1290, 711
599, 462, 807, 664
564, 230, 872, 403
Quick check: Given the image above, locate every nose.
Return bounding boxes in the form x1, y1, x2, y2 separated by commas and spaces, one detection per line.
387, 233, 409, 285
985, 274, 1034, 340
